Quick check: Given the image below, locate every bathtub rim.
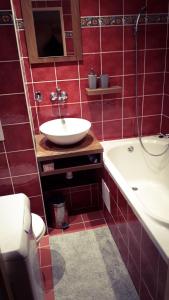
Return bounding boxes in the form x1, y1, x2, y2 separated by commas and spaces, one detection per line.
101, 136, 169, 263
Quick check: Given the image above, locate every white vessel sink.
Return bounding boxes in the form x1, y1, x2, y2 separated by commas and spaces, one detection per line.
40, 118, 91, 145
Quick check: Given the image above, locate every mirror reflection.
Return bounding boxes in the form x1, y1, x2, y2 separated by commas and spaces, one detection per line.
21, 0, 82, 63
32, 0, 74, 58
33, 9, 66, 57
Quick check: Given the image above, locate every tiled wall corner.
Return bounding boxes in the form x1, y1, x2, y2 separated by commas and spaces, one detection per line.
0, 1, 45, 221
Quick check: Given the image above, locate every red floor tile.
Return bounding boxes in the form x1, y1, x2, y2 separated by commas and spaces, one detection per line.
69, 214, 83, 224
39, 235, 49, 247
40, 247, 52, 267
85, 219, 106, 230
41, 266, 53, 291
48, 227, 63, 236
82, 210, 104, 222
44, 289, 55, 300
63, 223, 85, 234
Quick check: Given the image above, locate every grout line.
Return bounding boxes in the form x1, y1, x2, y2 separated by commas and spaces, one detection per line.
122, 0, 125, 139
77, 61, 83, 118
23, 71, 165, 85
160, 1, 169, 131
2, 122, 30, 126
98, 0, 104, 141
0, 172, 38, 180
2, 142, 15, 193
0, 59, 19, 63
82, 213, 87, 230
0, 92, 25, 96
19, 47, 169, 59
40, 265, 53, 270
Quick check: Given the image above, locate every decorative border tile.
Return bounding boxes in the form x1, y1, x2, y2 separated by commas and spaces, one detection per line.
0, 11, 13, 25
1, 12, 166, 28
65, 31, 73, 38
81, 14, 168, 27
100, 16, 123, 26
16, 19, 24, 30
81, 17, 100, 27
146, 14, 168, 24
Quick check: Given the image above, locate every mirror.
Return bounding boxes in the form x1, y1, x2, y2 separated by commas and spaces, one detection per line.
21, 0, 82, 64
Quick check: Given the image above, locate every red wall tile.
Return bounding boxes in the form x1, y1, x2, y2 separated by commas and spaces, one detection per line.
56, 62, 79, 80
103, 120, 122, 140
103, 99, 122, 121
147, 0, 168, 13
102, 52, 123, 76
124, 0, 146, 14
7, 150, 37, 176
101, 27, 123, 52
0, 0, 11, 9
30, 195, 45, 216
32, 63, 56, 82
0, 27, 19, 60
82, 101, 102, 122
0, 154, 10, 178
0, 62, 24, 94
82, 27, 100, 53
146, 24, 167, 49
142, 115, 161, 136
80, 0, 99, 17
0, 178, 13, 196
145, 50, 166, 73
0, 94, 29, 125
3, 123, 33, 152
13, 173, 41, 197
123, 118, 138, 138
100, 0, 123, 15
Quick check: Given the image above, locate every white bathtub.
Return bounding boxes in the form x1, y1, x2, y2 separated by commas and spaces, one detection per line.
101, 136, 169, 262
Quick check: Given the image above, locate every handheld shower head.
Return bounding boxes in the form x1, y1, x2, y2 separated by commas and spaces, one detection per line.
135, 5, 147, 35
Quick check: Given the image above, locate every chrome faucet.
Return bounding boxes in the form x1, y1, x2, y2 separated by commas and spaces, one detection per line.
50, 88, 68, 103
158, 133, 169, 138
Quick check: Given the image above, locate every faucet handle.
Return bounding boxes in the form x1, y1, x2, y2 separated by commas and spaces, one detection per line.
61, 90, 68, 101
50, 92, 57, 102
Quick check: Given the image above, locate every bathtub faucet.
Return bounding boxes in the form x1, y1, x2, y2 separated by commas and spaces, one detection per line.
158, 133, 169, 139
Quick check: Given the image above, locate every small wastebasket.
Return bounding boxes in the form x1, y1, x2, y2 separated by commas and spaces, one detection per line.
50, 195, 69, 229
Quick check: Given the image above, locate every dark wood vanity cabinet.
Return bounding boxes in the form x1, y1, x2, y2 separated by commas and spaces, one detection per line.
35, 131, 103, 177
35, 131, 103, 220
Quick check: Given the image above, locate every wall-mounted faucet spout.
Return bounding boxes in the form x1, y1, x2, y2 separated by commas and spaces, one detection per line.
50, 88, 68, 102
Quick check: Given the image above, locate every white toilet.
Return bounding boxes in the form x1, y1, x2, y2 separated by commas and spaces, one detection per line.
31, 213, 46, 243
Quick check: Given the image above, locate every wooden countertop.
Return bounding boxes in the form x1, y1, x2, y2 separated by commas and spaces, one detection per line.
35, 130, 103, 161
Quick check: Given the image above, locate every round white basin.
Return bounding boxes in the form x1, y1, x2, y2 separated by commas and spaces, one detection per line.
39, 118, 91, 145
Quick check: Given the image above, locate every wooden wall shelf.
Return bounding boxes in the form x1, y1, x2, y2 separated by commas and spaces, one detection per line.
86, 86, 122, 96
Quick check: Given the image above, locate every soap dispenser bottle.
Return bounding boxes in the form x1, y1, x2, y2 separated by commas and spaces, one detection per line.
88, 68, 97, 89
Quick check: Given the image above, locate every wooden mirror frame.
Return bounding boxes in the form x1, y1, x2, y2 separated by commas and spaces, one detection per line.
21, 0, 82, 64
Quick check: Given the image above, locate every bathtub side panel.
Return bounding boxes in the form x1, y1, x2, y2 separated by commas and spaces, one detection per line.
102, 166, 168, 300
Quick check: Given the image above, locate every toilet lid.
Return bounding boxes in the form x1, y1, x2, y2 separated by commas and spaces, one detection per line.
31, 213, 46, 240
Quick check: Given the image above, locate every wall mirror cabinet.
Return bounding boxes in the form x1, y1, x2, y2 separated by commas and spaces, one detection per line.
21, 0, 82, 64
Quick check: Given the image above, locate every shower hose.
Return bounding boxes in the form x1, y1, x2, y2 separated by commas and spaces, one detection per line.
134, 9, 169, 156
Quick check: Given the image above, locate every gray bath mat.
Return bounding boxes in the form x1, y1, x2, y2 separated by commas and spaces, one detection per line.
49, 227, 139, 300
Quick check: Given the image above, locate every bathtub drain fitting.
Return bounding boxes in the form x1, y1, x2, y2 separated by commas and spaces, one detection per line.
132, 187, 138, 191
128, 146, 134, 152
